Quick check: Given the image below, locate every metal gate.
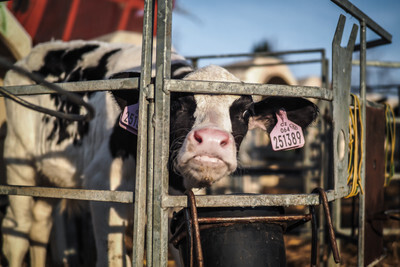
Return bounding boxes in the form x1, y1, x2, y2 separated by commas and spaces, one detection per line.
0, 0, 393, 266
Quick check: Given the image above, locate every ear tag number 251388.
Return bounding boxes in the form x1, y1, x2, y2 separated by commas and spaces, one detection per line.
119, 103, 139, 135
270, 109, 305, 151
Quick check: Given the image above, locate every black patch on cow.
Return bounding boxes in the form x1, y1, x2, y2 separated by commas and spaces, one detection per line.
168, 93, 197, 191
169, 171, 186, 193
45, 93, 92, 145
37, 45, 120, 145
109, 118, 138, 159
171, 62, 193, 79
229, 95, 254, 150
252, 96, 319, 133
109, 72, 141, 110
170, 93, 196, 142
79, 49, 121, 81
33, 45, 100, 81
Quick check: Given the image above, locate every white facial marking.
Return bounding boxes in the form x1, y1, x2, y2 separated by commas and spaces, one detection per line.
193, 94, 240, 132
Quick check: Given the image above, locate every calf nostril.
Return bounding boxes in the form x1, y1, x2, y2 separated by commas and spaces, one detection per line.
220, 140, 228, 147
194, 131, 203, 144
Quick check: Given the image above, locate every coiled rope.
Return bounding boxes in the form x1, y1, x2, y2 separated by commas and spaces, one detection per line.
346, 94, 364, 198
384, 103, 396, 186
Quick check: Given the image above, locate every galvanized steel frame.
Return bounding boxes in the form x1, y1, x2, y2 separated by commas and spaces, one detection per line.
0, 0, 393, 266
150, 1, 355, 266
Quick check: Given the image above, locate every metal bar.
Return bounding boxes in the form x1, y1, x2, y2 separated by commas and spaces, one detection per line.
0, 78, 139, 96
331, 0, 392, 50
165, 79, 333, 100
358, 19, 367, 267
352, 60, 400, 68
0, 185, 133, 203
185, 190, 204, 267
131, 0, 155, 264
310, 205, 318, 267
225, 59, 324, 69
184, 209, 194, 267
146, 86, 155, 267
196, 214, 312, 224
185, 48, 325, 61
153, 0, 173, 266
162, 189, 349, 208
312, 188, 340, 263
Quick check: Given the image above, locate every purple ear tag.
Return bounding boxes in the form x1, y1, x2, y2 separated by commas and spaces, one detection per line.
119, 103, 139, 135
270, 109, 305, 151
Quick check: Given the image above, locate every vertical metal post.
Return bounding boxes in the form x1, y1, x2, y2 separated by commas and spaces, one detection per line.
153, 0, 173, 266
146, 91, 155, 266
332, 15, 358, 193
131, 0, 154, 265
329, 15, 357, 267
139, 0, 156, 266
357, 19, 367, 267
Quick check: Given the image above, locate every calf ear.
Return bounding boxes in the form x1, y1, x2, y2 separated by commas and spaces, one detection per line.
109, 72, 140, 110
248, 96, 318, 133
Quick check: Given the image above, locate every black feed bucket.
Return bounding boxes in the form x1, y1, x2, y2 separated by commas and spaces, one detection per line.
170, 206, 286, 267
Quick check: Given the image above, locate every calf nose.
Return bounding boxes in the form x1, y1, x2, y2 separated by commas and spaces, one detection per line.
192, 128, 231, 148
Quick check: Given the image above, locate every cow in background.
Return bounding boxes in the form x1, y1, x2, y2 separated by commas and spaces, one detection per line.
1, 40, 318, 266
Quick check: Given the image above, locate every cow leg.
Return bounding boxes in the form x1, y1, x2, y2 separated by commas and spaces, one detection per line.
2, 195, 34, 267
90, 201, 131, 267
85, 154, 134, 267
29, 199, 56, 267
2, 158, 36, 267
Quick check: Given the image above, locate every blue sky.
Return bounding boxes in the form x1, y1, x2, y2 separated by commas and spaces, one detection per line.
171, 0, 400, 89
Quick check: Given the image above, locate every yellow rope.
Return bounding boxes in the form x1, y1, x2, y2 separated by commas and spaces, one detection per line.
384, 103, 396, 186
345, 94, 364, 198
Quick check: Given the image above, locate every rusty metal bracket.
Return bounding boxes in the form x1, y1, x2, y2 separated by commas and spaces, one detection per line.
311, 188, 341, 264
185, 190, 204, 267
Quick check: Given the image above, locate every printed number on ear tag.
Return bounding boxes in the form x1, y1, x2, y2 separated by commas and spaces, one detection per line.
270, 109, 305, 151
119, 103, 139, 135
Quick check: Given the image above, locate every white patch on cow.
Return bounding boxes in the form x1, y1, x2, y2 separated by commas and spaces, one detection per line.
193, 94, 239, 132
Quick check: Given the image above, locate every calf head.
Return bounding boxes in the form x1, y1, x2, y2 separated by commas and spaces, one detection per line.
169, 65, 318, 191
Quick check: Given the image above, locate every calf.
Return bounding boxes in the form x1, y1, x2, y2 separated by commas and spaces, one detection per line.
1, 40, 318, 267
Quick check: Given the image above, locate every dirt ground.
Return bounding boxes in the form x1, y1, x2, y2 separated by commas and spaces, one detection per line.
285, 234, 400, 266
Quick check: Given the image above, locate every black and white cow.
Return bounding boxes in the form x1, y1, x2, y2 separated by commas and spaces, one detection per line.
1, 40, 318, 267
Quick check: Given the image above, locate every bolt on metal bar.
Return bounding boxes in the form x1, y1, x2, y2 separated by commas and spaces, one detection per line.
0, 78, 139, 96
331, 0, 392, 50
0, 185, 133, 203
165, 79, 333, 100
